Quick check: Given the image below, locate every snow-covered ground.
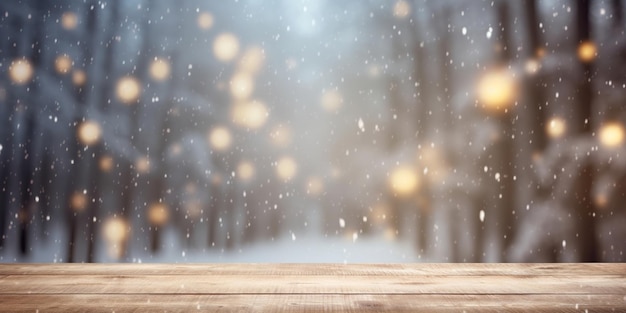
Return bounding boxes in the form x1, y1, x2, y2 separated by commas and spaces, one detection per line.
1, 223, 422, 263
145, 230, 421, 263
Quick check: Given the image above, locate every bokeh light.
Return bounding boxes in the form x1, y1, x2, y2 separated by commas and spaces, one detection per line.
70, 191, 88, 212
99, 155, 114, 173
103, 217, 128, 243
213, 33, 240, 62
9, 58, 34, 85
183, 183, 203, 218
61, 12, 78, 30
546, 117, 566, 139
208, 126, 232, 151
237, 160, 256, 182
594, 192, 608, 209
599, 122, 625, 148
149, 58, 170, 81
103, 217, 129, 259
524, 59, 540, 74
477, 68, 517, 113
231, 100, 269, 129
536, 47, 546, 58
321, 89, 343, 112
238, 46, 265, 74
578, 41, 597, 62
54, 54, 72, 74
229, 71, 254, 100
4, 0, 626, 265
306, 176, 324, 196
276, 156, 297, 181
116, 76, 141, 104
135, 156, 150, 174
197, 12, 214, 30
393, 0, 411, 19
389, 165, 419, 196
148, 203, 169, 226
72, 69, 86, 86
77, 120, 102, 146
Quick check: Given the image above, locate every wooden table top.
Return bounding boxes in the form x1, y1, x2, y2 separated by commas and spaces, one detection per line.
0, 263, 624, 312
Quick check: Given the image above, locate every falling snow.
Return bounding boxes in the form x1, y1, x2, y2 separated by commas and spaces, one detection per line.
0, 0, 624, 264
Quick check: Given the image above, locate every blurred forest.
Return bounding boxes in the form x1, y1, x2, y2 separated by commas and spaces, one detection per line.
1, 0, 625, 263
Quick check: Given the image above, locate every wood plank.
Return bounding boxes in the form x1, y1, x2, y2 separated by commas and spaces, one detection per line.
0, 264, 624, 311
1, 274, 624, 295
0, 294, 623, 313
0, 263, 624, 276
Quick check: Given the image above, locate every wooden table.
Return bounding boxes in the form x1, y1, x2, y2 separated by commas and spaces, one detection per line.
0, 263, 624, 312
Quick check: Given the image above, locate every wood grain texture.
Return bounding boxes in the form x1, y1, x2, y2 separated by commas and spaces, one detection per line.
2, 263, 625, 275
0, 263, 624, 312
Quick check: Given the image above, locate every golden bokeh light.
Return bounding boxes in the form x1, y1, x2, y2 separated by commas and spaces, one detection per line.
524, 59, 540, 74
389, 165, 419, 196
70, 191, 88, 212
231, 100, 269, 129
148, 203, 169, 226
238, 46, 265, 74
168, 143, 183, 158
149, 58, 170, 81
135, 156, 150, 174
578, 41, 597, 62
99, 155, 114, 172
599, 122, 625, 148
237, 161, 256, 182
594, 192, 608, 209
536, 48, 546, 58
306, 176, 324, 196
61, 12, 78, 30
55, 54, 72, 74
276, 156, 298, 181
209, 126, 232, 151
229, 71, 254, 100
103, 216, 129, 259
477, 68, 517, 113
103, 217, 129, 243
321, 89, 343, 112
213, 33, 240, 62
393, 0, 411, 19
72, 69, 86, 86
9, 58, 34, 85
197, 12, 214, 30
116, 76, 141, 104
77, 120, 102, 145
546, 117, 566, 139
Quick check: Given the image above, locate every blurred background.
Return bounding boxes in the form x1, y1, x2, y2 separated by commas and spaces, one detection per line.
1, 0, 625, 263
